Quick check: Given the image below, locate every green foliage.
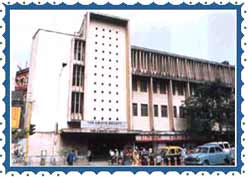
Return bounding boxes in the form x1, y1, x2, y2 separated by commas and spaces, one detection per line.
184, 80, 235, 140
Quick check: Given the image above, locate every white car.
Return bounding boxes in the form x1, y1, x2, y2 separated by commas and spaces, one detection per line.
184, 144, 231, 165
204, 142, 231, 153
204, 141, 234, 162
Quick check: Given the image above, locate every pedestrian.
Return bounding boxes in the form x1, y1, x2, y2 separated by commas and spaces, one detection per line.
119, 150, 124, 165
132, 150, 140, 166
109, 149, 115, 165
148, 148, 154, 165
87, 149, 92, 162
66, 149, 76, 166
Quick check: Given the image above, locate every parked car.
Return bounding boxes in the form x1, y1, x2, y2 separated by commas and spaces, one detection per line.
158, 146, 183, 157
204, 141, 235, 163
157, 146, 183, 164
184, 144, 231, 165
204, 141, 231, 153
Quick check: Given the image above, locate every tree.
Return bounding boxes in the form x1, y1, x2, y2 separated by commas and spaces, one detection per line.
184, 80, 235, 142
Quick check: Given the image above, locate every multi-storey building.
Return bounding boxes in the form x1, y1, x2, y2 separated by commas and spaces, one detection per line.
24, 12, 235, 163
12, 68, 29, 130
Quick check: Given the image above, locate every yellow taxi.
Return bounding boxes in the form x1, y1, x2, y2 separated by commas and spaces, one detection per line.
158, 146, 183, 157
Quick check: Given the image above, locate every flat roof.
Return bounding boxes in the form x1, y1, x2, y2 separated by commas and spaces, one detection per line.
131, 45, 235, 68
89, 12, 128, 26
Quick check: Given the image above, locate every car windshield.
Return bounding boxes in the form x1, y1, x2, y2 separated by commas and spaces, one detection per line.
195, 147, 208, 153
224, 143, 229, 149
219, 144, 224, 149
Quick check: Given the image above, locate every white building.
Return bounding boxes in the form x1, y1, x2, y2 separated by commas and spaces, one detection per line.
25, 12, 235, 163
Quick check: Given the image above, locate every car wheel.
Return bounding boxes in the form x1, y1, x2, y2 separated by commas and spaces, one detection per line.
202, 160, 209, 165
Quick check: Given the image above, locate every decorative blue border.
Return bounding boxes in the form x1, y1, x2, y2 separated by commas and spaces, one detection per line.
2, 2, 243, 174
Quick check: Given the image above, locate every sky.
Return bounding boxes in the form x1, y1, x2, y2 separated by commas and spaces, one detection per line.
10, 10, 236, 90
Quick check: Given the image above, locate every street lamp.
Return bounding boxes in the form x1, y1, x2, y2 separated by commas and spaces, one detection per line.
51, 62, 68, 165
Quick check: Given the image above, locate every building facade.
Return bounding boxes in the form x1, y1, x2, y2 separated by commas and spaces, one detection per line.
24, 12, 235, 163
12, 68, 29, 130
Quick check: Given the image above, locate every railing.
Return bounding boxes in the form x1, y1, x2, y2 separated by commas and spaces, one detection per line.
12, 155, 88, 166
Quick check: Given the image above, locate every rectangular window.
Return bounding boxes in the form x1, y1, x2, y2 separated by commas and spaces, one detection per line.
172, 82, 176, 95
141, 104, 148, 117
153, 81, 158, 93
154, 105, 158, 117
179, 106, 185, 118
74, 39, 84, 61
71, 92, 83, 115
133, 103, 138, 116
161, 105, 168, 117
173, 106, 177, 118
72, 65, 84, 87
140, 80, 147, 92
178, 83, 184, 96
160, 82, 166, 94
132, 78, 138, 91
72, 65, 77, 86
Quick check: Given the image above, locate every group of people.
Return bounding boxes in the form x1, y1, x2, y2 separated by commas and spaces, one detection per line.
66, 146, 186, 166
108, 147, 161, 166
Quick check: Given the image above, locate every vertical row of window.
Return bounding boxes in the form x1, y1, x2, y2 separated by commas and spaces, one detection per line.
74, 39, 84, 61
71, 39, 85, 118
132, 103, 185, 118
71, 92, 83, 114
72, 65, 84, 87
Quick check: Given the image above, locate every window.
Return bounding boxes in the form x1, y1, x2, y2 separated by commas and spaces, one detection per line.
132, 78, 137, 91
172, 83, 176, 95
140, 80, 147, 92
71, 92, 83, 115
169, 149, 175, 155
74, 39, 84, 61
153, 82, 157, 93
173, 106, 177, 118
179, 106, 185, 118
161, 105, 168, 117
160, 82, 166, 94
209, 147, 215, 153
133, 103, 138, 116
215, 147, 223, 152
154, 105, 158, 117
177, 83, 184, 96
141, 104, 148, 117
72, 65, 84, 87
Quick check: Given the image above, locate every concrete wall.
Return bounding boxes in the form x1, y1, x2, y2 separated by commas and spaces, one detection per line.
131, 79, 188, 131
172, 89, 187, 131
27, 30, 73, 132
84, 16, 129, 124
132, 90, 150, 131
28, 132, 61, 157
153, 92, 170, 131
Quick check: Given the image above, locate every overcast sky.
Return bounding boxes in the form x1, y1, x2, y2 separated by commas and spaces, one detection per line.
10, 10, 236, 89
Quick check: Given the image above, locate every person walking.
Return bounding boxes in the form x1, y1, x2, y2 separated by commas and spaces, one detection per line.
109, 149, 115, 165
115, 148, 119, 164
87, 149, 92, 162
66, 150, 76, 166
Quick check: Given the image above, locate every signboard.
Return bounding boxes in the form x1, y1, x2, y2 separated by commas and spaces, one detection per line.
135, 135, 188, 142
81, 120, 127, 130
12, 107, 21, 129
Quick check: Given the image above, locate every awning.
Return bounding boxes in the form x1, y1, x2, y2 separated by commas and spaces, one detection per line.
61, 128, 138, 134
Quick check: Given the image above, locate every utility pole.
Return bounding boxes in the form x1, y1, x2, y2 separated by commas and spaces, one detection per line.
24, 101, 32, 164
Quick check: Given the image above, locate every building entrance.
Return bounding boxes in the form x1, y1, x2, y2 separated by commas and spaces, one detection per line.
88, 133, 135, 161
